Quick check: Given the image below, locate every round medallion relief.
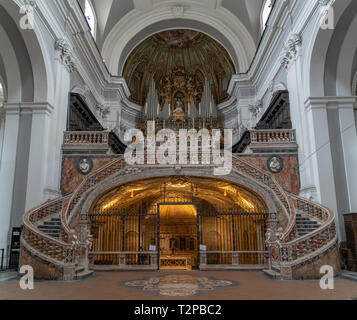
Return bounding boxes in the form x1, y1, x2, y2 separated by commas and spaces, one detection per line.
267, 156, 284, 174
76, 157, 93, 175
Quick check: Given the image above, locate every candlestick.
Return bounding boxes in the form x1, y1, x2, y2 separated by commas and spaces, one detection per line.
193, 118, 195, 128
157, 103, 160, 116
168, 104, 171, 116
145, 102, 148, 116
188, 103, 190, 117
210, 102, 212, 116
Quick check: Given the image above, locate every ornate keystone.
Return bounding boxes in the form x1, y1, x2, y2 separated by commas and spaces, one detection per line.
172, 6, 184, 17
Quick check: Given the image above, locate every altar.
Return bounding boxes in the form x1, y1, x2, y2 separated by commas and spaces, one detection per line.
159, 255, 193, 270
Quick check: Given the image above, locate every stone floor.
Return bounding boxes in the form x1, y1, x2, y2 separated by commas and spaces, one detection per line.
0, 270, 357, 300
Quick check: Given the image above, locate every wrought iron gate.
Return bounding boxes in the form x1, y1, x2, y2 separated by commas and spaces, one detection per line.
199, 209, 268, 266
89, 204, 268, 268
89, 206, 158, 266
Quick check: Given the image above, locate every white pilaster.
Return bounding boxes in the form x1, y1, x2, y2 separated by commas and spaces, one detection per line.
44, 42, 72, 199
305, 98, 341, 239
283, 34, 317, 200
336, 97, 357, 212
25, 103, 53, 211
0, 105, 20, 260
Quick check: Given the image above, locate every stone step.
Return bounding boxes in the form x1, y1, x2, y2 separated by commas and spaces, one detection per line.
75, 270, 94, 280
40, 231, 61, 237
296, 225, 319, 229
40, 227, 60, 231
342, 271, 357, 282
297, 227, 317, 231
75, 266, 85, 273
38, 225, 61, 230
43, 221, 61, 226
263, 269, 282, 280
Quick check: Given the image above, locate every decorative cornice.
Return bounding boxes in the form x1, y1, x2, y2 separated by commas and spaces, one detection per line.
280, 33, 302, 70
55, 38, 76, 73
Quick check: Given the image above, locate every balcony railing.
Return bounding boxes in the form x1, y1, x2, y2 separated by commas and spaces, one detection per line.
63, 131, 109, 145
250, 129, 296, 144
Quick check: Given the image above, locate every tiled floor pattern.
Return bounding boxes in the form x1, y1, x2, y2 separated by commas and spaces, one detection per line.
0, 271, 357, 300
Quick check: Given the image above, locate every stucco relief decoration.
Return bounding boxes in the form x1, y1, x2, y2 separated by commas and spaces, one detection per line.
248, 100, 262, 128
76, 157, 93, 175
95, 103, 110, 119
55, 38, 76, 72
280, 34, 302, 69
267, 156, 284, 174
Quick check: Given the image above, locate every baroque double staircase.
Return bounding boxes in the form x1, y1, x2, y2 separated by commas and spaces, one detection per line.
20, 155, 339, 280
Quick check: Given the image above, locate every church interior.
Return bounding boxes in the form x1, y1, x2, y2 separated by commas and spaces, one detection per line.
0, 0, 357, 300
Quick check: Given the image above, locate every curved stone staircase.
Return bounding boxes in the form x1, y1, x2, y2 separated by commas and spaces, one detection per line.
20, 155, 339, 280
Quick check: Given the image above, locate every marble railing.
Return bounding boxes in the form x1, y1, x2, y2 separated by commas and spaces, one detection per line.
63, 158, 127, 230
21, 197, 74, 267
63, 131, 109, 145
232, 156, 291, 216
279, 194, 337, 266
250, 129, 296, 144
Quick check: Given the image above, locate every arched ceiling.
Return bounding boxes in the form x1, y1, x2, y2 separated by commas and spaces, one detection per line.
123, 30, 235, 105
80, 0, 267, 74
86, 0, 266, 48
91, 176, 268, 213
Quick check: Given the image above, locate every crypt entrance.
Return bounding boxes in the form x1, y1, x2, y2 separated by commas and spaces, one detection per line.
88, 176, 269, 271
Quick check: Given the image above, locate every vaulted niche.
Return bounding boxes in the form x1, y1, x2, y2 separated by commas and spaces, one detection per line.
89, 176, 268, 269
123, 30, 236, 107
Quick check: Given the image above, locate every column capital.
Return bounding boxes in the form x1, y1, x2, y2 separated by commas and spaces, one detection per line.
2, 103, 21, 115
3, 102, 54, 115
304, 96, 357, 110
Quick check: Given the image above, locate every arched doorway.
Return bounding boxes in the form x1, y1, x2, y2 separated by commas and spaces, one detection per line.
88, 176, 269, 270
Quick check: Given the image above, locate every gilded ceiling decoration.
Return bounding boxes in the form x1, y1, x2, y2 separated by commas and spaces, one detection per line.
90, 176, 267, 213
123, 30, 236, 106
